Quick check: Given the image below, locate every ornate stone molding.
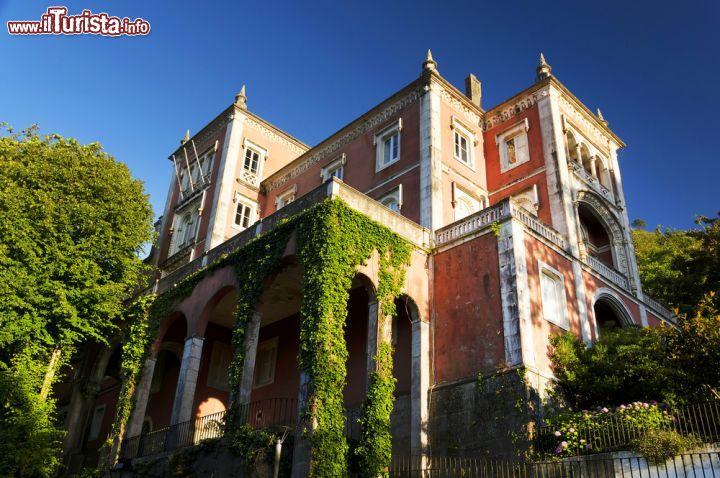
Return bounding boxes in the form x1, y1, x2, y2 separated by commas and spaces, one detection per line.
484, 87, 550, 130
558, 95, 612, 150
170, 112, 232, 160
244, 115, 307, 156
575, 190, 629, 277
264, 88, 421, 192
437, 85, 480, 125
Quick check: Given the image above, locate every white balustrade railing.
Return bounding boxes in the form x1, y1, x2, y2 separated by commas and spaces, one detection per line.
434, 201, 510, 245
510, 205, 567, 250
570, 161, 615, 203
643, 295, 675, 322
585, 255, 630, 290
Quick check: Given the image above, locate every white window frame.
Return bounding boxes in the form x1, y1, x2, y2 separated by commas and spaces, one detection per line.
321, 154, 347, 182
538, 260, 570, 330
240, 139, 267, 186
451, 116, 477, 169
452, 184, 482, 222
379, 185, 403, 213
207, 341, 232, 391
275, 186, 297, 210
496, 118, 530, 173
374, 119, 402, 172
253, 337, 278, 388
232, 194, 257, 231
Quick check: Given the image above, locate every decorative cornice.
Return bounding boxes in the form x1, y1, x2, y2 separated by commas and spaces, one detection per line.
559, 95, 613, 152
244, 115, 307, 156
484, 86, 550, 130
436, 82, 481, 125
264, 88, 422, 192
169, 109, 233, 160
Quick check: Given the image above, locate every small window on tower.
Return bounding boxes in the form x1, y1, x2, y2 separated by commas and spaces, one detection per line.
322, 154, 347, 182
240, 140, 266, 186
375, 120, 402, 171
451, 118, 476, 168
497, 119, 530, 172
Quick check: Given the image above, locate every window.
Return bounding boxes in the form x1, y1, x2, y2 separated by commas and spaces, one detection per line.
89, 404, 106, 441
253, 337, 278, 388
241, 140, 266, 186
375, 120, 402, 171
207, 342, 232, 390
175, 212, 196, 250
322, 154, 346, 182
451, 118, 476, 168
276, 187, 296, 210
379, 186, 402, 213
539, 261, 569, 329
497, 119, 530, 172
233, 196, 256, 231
453, 184, 482, 221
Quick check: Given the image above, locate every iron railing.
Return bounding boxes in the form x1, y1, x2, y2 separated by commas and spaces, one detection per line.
390, 451, 720, 478
536, 401, 720, 456
119, 397, 297, 459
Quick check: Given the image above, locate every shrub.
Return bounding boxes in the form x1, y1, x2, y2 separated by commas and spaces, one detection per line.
632, 429, 700, 464
543, 402, 673, 457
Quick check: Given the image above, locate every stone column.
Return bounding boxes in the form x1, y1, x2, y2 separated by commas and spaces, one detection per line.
169, 336, 205, 425
126, 357, 157, 437
291, 371, 313, 478
237, 311, 262, 405
410, 318, 430, 457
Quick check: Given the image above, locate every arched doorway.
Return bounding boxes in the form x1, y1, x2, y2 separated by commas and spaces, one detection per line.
593, 293, 633, 334
578, 203, 615, 268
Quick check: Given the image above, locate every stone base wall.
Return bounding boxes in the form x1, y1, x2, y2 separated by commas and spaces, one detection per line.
428, 368, 541, 458
391, 394, 412, 456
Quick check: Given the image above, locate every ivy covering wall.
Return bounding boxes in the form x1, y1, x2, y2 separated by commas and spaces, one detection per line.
107, 198, 414, 476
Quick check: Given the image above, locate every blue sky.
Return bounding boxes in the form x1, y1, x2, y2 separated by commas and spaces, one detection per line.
1, 0, 718, 230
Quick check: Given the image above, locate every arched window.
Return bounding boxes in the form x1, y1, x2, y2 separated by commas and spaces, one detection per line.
580, 144, 593, 176
177, 213, 196, 249
566, 131, 579, 163
577, 203, 614, 268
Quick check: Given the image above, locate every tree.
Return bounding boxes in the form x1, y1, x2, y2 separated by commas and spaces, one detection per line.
549, 327, 675, 410
632, 214, 720, 315
0, 126, 154, 475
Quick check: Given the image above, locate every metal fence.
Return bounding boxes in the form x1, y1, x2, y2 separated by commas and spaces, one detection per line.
390, 451, 720, 478
536, 402, 720, 456
119, 397, 297, 459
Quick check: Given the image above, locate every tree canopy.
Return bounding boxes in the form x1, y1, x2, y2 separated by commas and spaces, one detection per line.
633, 215, 720, 315
0, 126, 154, 476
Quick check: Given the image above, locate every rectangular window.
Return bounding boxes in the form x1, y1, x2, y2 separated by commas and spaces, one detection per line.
322, 155, 346, 182
497, 119, 530, 172
375, 120, 402, 171
276, 188, 296, 210
539, 261, 569, 329
241, 140, 266, 186
207, 342, 232, 391
233, 197, 255, 231
253, 337, 278, 388
452, 118, 476, 168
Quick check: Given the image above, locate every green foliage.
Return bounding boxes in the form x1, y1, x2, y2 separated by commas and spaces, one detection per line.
632, 429, 700, 464
0, 125, 154, 475
356, 343, 396, 477
110, 198, 412, 476
226, 424, 277, 470
632, 214, 720, 316
549, 328, 674, 409
544, 402, 672, 457
0, 350, 65, 477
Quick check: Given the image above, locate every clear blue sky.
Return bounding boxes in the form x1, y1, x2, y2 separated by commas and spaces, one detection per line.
1, 0, 718, 230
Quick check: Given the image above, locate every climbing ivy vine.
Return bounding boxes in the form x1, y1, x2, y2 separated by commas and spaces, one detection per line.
107, 198, 414, 476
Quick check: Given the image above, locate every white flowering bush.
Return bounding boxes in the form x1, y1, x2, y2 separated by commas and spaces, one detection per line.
542, 402, 673, 457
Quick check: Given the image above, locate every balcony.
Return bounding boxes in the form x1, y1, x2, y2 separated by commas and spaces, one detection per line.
569, 160, 615, 204
584, 254, 630, 290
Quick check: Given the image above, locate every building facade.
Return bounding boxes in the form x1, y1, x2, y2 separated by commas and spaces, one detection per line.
57, 52, 674, 475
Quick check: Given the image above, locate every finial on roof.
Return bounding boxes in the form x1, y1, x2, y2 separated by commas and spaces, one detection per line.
536, 52, 552, 81
423, 49, 437, 72
181, 129, 190, 145
597, 108, 608, 127
235, 85, 247, 109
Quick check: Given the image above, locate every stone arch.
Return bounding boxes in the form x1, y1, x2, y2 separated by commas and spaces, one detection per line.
579, 143, 593, 176
591, 288, 634, 337
576, 191, 629, 276
150, 312, 188, 358
195, 285, 238, 337
565, 130, 579, 163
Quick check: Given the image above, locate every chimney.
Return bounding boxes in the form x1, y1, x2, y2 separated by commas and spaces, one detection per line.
465, 74, 482, 108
